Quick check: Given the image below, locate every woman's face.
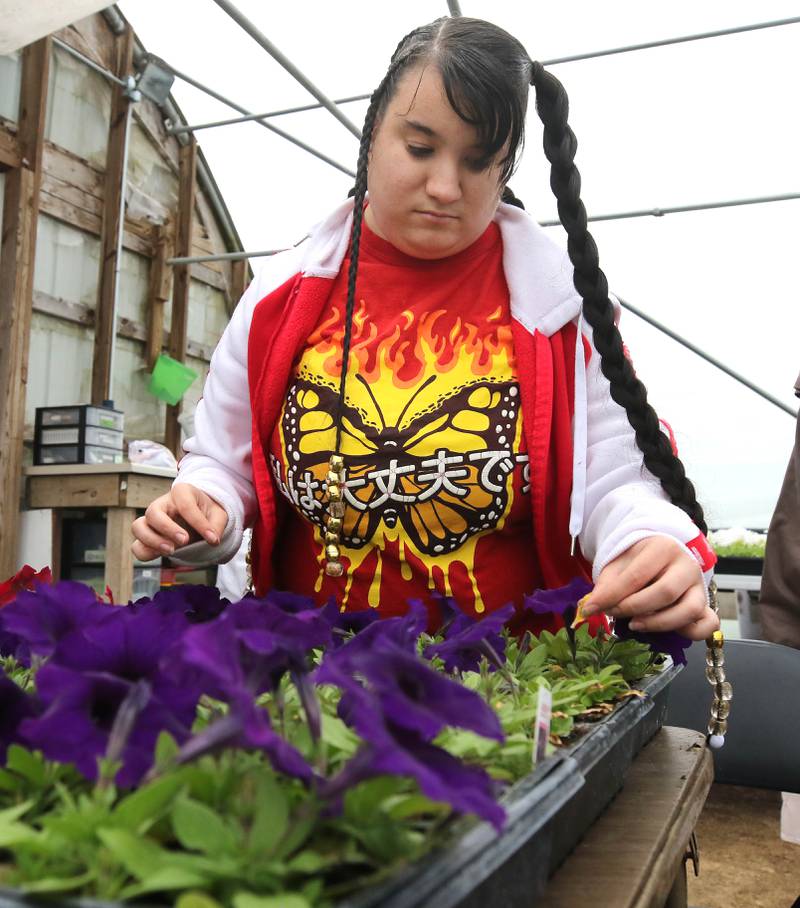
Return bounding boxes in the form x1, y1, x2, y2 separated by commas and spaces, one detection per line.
364, 64, 505, 260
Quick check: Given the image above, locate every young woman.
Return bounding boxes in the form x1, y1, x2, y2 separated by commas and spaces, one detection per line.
131, 16, 719, 642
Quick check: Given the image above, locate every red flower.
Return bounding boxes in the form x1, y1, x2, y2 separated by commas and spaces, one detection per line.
0, 565, 52, 607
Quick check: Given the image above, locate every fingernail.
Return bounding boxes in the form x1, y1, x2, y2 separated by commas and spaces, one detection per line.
629, 620, 644, 631
176, 532, 188, 545
205, 531, 218, 545
581, 601, 597, 616
159, 542, 174, 555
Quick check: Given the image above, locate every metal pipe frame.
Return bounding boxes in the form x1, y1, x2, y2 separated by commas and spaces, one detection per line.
211, 0, 361, 139
167, 63, 354, 177
187, 15, 800, 121
542, 15, 800, 66
617, 294, 797, 419
538, 192, 800, 228
167, 248, 287, 265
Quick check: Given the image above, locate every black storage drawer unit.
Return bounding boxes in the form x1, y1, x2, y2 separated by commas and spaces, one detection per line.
33, 404, 125, 466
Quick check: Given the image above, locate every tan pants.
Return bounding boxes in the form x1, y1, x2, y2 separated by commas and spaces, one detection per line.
759, 380, 800, 649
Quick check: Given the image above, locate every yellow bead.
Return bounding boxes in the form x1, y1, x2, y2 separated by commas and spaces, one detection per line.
710, 630, 724, 648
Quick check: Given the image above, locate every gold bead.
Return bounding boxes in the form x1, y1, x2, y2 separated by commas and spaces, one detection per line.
325, 560, 344, 578
324, 532, 340, 546
327, 484, 342, 503
325, 544, 340, 561
711, 699, 731, 720
330, 454, 344, 471
710, 630, 724, 648
327, 470, 344, 487
326, 516, 343, 533
329, 501, 346, 518
708, 718, 728, 736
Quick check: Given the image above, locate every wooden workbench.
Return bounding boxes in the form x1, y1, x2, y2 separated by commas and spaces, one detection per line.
25, 462, 176, 602
539, 726, 714, 908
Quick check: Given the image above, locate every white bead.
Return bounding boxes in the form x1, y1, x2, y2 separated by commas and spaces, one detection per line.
709, 734, 725, 750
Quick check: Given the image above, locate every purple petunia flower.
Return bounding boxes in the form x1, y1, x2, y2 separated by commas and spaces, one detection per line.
612, 618, 693, 666
521, 578, 593, 617
319, 680, 505, 832
18, 663, 192, 786
322, 599, 428, 664
424, 603, 515, 674
0, 674, 40, 762
317, 639, 504, 745
137, 584, 228, 624
0, 581, 109, 665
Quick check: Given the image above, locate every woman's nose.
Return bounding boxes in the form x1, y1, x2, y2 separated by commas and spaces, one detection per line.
426, 159, 462, 204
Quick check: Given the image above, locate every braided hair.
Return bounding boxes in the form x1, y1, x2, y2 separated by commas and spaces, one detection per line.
529, 62, 707, 533
339, 17, 706, 535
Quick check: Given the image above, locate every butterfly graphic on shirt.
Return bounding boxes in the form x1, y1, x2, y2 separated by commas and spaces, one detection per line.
272, 373, 529, 559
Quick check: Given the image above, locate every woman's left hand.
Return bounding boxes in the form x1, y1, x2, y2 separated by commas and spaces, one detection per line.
580, 536, 720, 641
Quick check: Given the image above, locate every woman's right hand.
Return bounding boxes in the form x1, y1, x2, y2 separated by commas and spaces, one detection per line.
131, 483, 228, 561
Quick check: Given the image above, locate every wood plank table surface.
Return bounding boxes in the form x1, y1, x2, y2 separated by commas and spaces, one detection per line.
538, 727, 714, 908
25, 462, 176, 602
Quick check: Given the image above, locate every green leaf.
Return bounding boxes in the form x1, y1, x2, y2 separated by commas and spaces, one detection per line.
232, 891, 311, 908
172, 796, 239, 855
97, 826, 164, 879
20, 870, 95, 894
320, 713, 360, 755
113, 773, 184, 833
248, 774, 288, 856
175, 892, 225, 908
154, 730, 180, 770
384, 793, 447, 821
0, 768, 22, 793
5, 746, 46, 786
285, 851, 328, 874
344, 776, 407, 824
119, 866, 209, 899
0, 800, 38, 846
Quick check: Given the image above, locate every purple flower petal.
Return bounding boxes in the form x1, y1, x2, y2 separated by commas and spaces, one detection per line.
613, 618, 693, 666
425, 603, 515, 673
522, 578, 593, 616
0, 674, 40, 761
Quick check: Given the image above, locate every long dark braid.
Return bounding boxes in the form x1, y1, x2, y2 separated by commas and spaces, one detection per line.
335, 26, 444, 452
529, 61, 707, 534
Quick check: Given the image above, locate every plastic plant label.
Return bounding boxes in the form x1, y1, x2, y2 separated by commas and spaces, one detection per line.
533, 686, 552, 764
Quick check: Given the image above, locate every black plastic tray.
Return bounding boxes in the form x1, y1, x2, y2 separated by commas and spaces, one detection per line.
338, 665, 679, 908
0, 667, 678, 908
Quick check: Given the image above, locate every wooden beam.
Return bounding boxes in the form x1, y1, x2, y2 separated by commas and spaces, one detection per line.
90, 25, 134, 405
32, 289, 216, 363
0, 125, 21, 170
164, 138, 197, 457
0, 38, 51, 579
230, 257, 249, 306
145, 225, 172, 369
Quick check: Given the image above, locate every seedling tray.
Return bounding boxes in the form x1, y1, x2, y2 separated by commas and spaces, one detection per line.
338, 665, 679, 908
0, 667, 678, 908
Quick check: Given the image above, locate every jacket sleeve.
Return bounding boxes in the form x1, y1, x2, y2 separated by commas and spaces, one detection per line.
577, 314, 715, 589
169, 247, 304, 566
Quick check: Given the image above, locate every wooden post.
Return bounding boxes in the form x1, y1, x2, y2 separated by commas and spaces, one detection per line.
144, 225, 172, 370
230, 257, 249, 306
0, 37, 50, 580
164, 139, 197, 456
91, 25, 134, 404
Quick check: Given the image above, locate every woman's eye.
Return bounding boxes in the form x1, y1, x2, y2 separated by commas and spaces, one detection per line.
407, 145, 433, 158
465, 156, 493, 173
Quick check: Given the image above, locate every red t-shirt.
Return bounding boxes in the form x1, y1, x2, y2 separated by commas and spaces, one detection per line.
268, 220, 542, 618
